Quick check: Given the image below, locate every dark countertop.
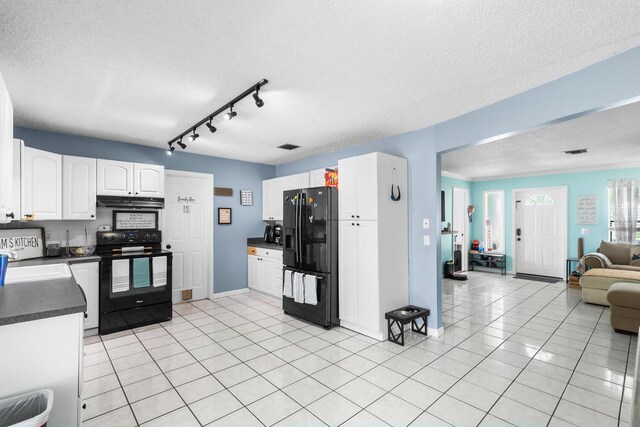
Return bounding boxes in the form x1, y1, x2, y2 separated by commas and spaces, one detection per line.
247, 238, 283, 250
0, 257, 93, 326
0, 276, 87, 326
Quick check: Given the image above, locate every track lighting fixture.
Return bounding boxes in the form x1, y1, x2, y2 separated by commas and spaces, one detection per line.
224, 104, 237, 121
188, 128, 199, 142
253, 86, 264, 108
166, 79, 268, 154
206, 117, 217, 133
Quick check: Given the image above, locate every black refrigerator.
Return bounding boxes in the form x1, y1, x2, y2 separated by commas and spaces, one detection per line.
282, 186, 339, 328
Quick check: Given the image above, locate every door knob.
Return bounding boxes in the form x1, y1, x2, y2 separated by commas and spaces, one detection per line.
166, 244, 172, 249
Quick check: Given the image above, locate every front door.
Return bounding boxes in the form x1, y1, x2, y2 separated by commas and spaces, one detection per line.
515, 187, 567, 278
163, 170, 213, 301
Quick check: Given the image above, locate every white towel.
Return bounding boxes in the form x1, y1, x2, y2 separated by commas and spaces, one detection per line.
112, 259, 130, 293
303, 275, 318, 305
283, 270, 294, 298
152, 256, 167, 287
293, 272, 305, 303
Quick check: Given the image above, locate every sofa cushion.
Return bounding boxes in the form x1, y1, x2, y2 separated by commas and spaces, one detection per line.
631, 246, 640, 267
611, 264, 640, 272
580, 268, 640, 291
599, 241, 631, 265
608, 282, 640, 308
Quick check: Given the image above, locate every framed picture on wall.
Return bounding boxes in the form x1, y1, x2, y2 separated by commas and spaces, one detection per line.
218, 208, 232, 225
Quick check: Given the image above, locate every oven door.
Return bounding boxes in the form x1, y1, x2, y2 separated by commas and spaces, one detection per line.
100, 253, 172, 312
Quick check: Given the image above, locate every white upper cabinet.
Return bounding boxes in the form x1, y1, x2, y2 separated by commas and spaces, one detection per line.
63, 155, 96, 220
338, 153, 378, 221
0, 73, 14, 223
21, 147, 62, 220
134, 163, 164, 197
281, 172, 309, 191
309, 168, 326, 188
97, 159, 134, 196
262, 177, 283, 221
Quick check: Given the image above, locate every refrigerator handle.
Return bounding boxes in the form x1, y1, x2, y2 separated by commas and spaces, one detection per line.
295, 192, 300, 263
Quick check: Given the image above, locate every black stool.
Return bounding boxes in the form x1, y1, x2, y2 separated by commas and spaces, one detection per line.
384, 305, 430, 346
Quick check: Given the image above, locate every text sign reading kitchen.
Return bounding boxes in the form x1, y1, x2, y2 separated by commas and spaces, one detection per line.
0, 227, 45, 261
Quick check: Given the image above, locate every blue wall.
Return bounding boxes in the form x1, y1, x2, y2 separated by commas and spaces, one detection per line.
468, 167, 640, 272
278, 46, 640, 330
13, 127, 275, 293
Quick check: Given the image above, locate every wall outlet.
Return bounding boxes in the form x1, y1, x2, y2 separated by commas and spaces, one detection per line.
581, 228, 591, 235
423, 235, 430, 246
423, 219, 429, 229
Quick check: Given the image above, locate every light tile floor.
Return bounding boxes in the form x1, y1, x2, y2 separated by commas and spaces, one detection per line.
82, 272, 636, 426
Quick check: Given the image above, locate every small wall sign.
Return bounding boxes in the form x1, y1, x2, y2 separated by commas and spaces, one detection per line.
0, 227, 45, 261
218, 208, 232, 225
577, 195, 597, 225
240, 190, 253, 206
113, 211, 158, 230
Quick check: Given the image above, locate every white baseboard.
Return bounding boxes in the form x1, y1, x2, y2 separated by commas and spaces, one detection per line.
340, 320, 385, 341
428, 326, 445, 337
210, 288, 250, 299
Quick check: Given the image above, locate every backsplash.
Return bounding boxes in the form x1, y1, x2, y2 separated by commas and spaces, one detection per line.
0, 208, 164, 248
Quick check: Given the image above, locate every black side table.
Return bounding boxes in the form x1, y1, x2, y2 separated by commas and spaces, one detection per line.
566, 258, 580, 283
384, 305, 430, 346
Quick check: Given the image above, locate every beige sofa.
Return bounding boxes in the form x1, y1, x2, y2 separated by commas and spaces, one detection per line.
580, 269, 640, 305
582, 241, 640, 272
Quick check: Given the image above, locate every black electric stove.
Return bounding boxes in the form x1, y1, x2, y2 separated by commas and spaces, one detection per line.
96, 230, 172, 335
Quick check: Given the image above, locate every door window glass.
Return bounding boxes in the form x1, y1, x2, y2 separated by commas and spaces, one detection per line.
525, 194, 554, 206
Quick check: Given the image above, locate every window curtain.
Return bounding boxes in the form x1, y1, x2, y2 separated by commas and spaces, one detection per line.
609, 179, 639, 244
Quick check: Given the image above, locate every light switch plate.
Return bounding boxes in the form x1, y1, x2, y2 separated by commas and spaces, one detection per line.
423, 219, 429, 229
423, 235, 430, 246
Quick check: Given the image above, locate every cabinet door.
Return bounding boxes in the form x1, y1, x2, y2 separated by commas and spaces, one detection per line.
356, 221, 379, 331
262, 180, 272, 220
248, 255, 261, 290
134, 163, 165, 197
338, 221, 359, 324
63, 156, 96, 220
260, 257, 277, 295
338, 157, 358, 220
70, 262, 99, 329
309, 168, 326, 188
97, 159, 133, 196
0, 77, 13, 224
272, 177, 284, 221
355, 154, 378, 220
21, 147, 62, 220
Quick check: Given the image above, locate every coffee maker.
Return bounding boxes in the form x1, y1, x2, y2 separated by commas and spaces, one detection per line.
264, 225, 276, 243
274, 225, 282, 245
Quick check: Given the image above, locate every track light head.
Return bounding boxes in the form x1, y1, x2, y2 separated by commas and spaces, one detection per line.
167, 142, 175, 155
177, 137, 187, 150
224, 104, 237, 121
206, 118, 217, 133
188, 128, 199, 142
253, 86, 264, 108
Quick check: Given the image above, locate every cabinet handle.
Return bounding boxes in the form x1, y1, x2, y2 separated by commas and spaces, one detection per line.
135, 192, 139, 195
356, 215, 360, 218
82, 403, 86, 410
128, 192, 132, 195
166, 244, 172, 249
5, 212, 14, 219
351, 223, 355, 226
356, 223, 360, 226
90, 214, 95, 218
351, 215, 355, 218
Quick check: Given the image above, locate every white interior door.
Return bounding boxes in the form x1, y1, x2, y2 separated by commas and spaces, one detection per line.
515, 187, 567, 278
452, 187, 469, 271
163, 170, 213, 301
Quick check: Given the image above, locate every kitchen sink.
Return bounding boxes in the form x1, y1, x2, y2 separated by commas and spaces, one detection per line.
4, 263, 72, 284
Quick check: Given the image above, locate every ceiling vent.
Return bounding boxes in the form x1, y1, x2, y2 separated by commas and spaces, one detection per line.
278, 144, 300, 150
563, 148, 588, 155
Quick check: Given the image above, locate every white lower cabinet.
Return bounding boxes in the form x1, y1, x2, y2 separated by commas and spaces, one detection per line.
247, 248, 283, 297
70, 262, 99, 330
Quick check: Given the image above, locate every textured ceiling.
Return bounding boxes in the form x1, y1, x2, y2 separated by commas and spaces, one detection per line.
1, 1, 640, 165
442, 100, 640, 181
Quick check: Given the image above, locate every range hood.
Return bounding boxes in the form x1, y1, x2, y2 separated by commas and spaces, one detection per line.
96, 196, 164, 209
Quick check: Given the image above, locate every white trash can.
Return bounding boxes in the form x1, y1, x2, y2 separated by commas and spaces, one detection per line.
0, 390, 53, 427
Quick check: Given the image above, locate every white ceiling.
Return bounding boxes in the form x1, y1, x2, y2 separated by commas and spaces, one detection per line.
442, 100, 640, 181
1, 1, 640, 165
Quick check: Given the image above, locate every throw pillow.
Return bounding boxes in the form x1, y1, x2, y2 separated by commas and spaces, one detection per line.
599, 240, 631, 265
631, 246, 640, 267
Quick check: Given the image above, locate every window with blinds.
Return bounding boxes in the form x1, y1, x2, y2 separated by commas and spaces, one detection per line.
608, 186, 640, 242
